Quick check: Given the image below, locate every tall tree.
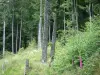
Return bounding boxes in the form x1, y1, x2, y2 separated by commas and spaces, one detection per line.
19, 12, 22, 49
75, 0, 78, 31
2, 0, 10, 56
49, 24, 51, 42
3, 17, 6, 56
16, 23, 18, 53
63, 0, 66, 34
89, 2, 93, 32
72, 0, 78, 30
12, 0, 14, 53
42, 0, 50, 63
50, 12, 57, 62
38, 0, 42, 49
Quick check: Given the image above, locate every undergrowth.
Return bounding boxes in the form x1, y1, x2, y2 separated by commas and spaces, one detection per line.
50, 16, 100, 75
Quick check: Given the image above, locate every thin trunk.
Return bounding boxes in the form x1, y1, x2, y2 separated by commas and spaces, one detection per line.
31, 32, 32, 41
19, 13, 22, 49
38, 0, 42, 49
89, 2, 93, 32
75, 0, 78, 31
3, 19, 6, 56
12, 0, 14, 53
41, 25, 44, 48
12, 12, 14, 54
49, 25, 51, 42
50, 12, 57, 62
16, 23, 18, 53
42, 0, 50, 63
64, 8, 65, 33
72, 0, 76, 28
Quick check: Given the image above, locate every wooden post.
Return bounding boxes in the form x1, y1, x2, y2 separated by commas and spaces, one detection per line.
79, 56, 83, 69
24, 59, 29, 75
72, 57, 74, 66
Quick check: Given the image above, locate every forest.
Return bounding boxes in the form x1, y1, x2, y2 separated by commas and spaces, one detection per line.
0, 0, 100, 75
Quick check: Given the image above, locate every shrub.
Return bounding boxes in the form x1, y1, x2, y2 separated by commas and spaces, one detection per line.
52, 16, 100, 74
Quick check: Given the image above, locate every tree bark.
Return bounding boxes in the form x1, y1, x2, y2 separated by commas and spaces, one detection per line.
3, 19, 6, 56
12, 11, 14, 54
16, 23, 18, 53
12, 0, 14, 54
89, 2, 93, 32
49, 24, 51, 42
38, 0, 42, 49
50, 12, 57, 62
75, 0, 78, 31
19, 12, 22, 49
72, 0, 78, 30
42, 0, 50, 63
72, 0, 76, 28
64, 8, 66, 33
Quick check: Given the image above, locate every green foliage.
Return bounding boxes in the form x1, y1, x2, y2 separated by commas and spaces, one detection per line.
0, 0, 100, 75
52, 16, 100, 74
0, 42, 47, 75
80, 52, 100, 75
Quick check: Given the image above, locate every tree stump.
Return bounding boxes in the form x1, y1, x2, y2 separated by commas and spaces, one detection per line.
24, 59, 29, 75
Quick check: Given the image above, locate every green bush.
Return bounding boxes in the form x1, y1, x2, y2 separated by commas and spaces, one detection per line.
52, 16, 100, 74
80, 52, 100, 75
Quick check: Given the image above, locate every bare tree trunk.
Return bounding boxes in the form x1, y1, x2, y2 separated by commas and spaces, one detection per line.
30, 32, 33, 41
49, 25, 51, 42
64, 8, 66, 33
12, 12, 14, 54
42, 0, 50, 63
72, 0, 78, 30
19, 13, 22, 49
72, 0, 76, 28
41, 25, 44, 48
3, 19, 6, 56
16, 23, 18, 53
89, 2, 93, 32
12, 0, 15, 53
50, 12, 57, 62
38, 0, 42, 49
75, 0, 78, 31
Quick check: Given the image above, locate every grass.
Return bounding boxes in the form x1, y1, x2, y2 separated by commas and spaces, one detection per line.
0, 45, 51, 75
0, 41, 100, 75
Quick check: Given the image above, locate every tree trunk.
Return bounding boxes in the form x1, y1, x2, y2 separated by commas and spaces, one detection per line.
38, 0, 42, 49
75, 0, 78, 31
64, 8, 66, 34
50, 12, 57, 62
12, 0, 15, 53
3, 19, 6, 56
72, 0, 78, 30
30, 32, 33, 42
49, 24, 51, 42
16, 23, 18, 53
19, 13, 22, 49
12, 11, 14, 54
89, 2, 93, 32
42, 0, 50, 63
72, 0, 76, 28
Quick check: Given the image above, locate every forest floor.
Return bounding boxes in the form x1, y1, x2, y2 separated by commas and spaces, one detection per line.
0, 45, 51, 75
0, 43, 100, 75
